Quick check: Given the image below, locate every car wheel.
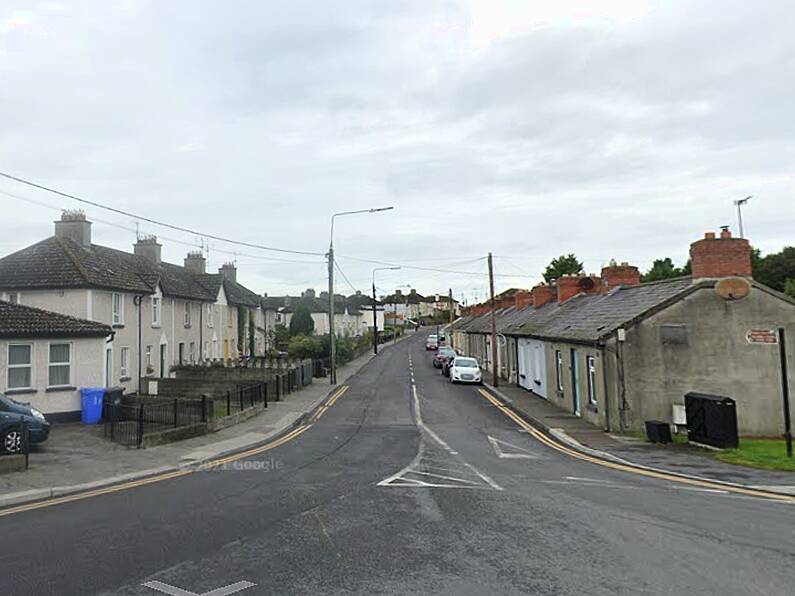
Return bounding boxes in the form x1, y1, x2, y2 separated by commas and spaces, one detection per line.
3, 429, 23, 454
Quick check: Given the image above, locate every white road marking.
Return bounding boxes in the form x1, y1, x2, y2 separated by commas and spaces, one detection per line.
142, 580, 256, 596
487, 435, 539, 459
379, 355, 502, 490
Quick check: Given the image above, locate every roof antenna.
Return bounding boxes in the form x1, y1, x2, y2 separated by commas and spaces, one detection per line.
131, 220, 140, 241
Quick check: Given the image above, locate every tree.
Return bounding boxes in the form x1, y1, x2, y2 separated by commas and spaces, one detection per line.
287, 335, 322, 359
641, 258, 691, 283
289, 303, 315, 336
753, 246, 795, 292
784, 278, 795, 299
543, 254, 583, 283
272, 324, 290, 352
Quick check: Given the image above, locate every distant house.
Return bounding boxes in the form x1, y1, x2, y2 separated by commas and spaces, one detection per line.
456, 231, 795, 437
0, 211, 264, 395
0, 300, 111, 419
269, 289, 381, 338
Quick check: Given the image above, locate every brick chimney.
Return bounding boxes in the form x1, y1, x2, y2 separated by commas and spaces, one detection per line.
690, 229, 752, 279
601, 261, 641, 291
514, 290, 533, 309
183, 251, 206, 274
557, 274, 601, 304
531, 284, 556, 308
219, 262, 237, 282
133, 235, 161, 264
54, 210, 92, 248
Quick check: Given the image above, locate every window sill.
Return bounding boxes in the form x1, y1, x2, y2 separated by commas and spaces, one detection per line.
151, 324, 161, 329
4, 388, 37, 395
112, 324, 125, 329
46, 385, 77, 393
119, 376, 131, 382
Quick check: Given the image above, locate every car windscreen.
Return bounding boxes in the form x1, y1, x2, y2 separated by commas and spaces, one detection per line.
454, 358, 478, 368
438, 348, 455, 356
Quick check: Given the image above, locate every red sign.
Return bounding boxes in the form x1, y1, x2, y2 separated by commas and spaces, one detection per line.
745, 329, 778, 344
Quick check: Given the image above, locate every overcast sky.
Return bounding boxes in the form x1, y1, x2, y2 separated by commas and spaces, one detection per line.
1, 0, 793, 303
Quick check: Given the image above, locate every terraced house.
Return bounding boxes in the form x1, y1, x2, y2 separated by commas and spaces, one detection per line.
0, 212, 266, 408
455, 230, 795, 437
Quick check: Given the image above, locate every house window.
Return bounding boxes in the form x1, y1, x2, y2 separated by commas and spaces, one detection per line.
184, 302, 191, 327
207, 304, 214, 328
48, 343, 71, 387
204, 341, 209, 359
586, 355, 597, 406
112, 293, 124, 325
555, 350, 564, 393
7, 344, 32, 389
178, 342, 185, 365
189, 342, 196, 364
146, 345, 153, 369
151, 296, 161, 327
120, 347, 129, 379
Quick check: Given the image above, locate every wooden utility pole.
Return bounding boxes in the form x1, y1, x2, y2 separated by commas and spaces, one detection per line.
488, 252, 498, 387
448, 288, 454, 351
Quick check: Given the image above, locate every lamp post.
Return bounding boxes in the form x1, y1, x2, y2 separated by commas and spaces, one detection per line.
328, 207, 393, 384
372, 267, 400, 355
733, 195, 752, 238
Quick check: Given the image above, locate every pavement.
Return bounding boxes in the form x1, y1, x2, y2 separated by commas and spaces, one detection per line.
1, 330, 794, 596
0, 348, 380, 504
487, 381, 795, 493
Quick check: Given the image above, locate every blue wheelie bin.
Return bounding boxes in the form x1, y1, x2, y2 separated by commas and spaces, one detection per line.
80, 387, 105, 424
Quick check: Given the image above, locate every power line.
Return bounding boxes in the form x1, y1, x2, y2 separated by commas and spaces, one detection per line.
334, 260, 359, 295
0, 171, 324, 256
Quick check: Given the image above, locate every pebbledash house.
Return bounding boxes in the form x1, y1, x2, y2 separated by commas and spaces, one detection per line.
454, 230, 795, 437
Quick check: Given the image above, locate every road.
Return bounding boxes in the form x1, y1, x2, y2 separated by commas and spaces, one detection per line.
2, 332, 794, 595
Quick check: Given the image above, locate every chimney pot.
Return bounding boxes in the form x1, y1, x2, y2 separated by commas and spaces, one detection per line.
705, 232, 716, 240
219, 262, 237, 283
184, 250, 206, 274
133, 235, 162, 264
601, 262, 641, 291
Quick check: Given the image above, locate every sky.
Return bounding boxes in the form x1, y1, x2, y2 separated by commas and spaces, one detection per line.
1, 0, 793, 304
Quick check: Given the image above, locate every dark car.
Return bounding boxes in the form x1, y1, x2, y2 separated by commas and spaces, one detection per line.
433, 346, 456, 369
0, 394, 51, 453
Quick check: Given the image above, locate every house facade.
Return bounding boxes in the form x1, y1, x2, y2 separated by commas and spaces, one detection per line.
0, 300, 111, 419
456, 231, 795, 437
0, 212, 264, 395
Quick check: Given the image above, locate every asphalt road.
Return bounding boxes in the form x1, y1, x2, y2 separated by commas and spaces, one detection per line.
2, 332, 794, 596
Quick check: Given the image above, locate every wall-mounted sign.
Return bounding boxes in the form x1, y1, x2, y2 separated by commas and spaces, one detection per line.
746, 329, 778, 344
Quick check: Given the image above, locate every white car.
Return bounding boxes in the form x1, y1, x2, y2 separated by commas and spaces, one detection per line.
448, 357, 482, 384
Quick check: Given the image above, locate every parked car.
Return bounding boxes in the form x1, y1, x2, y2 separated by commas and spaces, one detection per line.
438, 330, 446, 342
447, 357, 483, 384
433, 346, 456, 369
425, 334, 439, 350
0, 394, 51, 453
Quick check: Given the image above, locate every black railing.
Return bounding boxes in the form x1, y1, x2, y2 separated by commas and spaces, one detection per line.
105, 397, 209, 448
220, 382, 268, 417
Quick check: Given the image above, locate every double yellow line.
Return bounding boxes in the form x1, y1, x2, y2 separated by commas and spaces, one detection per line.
477, 388, 795, 503
0, 389, 355, 519
311, 385, 350, 422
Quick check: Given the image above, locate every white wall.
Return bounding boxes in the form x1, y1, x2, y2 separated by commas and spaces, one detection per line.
0, 336, 105, 415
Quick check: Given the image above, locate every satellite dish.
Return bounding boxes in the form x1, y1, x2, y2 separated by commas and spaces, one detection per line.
715, 277, 751, 301
578, 277, 595, 291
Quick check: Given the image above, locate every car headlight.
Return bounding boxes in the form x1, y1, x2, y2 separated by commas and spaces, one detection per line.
31, 409, 46, 421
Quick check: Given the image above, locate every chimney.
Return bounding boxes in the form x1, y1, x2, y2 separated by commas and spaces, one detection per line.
690, 229, 752, 280
133, 234, 162, 264
395, 289, 403, 296
183, 251, 206, 274
514, 290, 533, 309
54, 210, 92, 248
532, 284, 556, 308
219, 262, 237, 283
601, 261, 641, 291
556, 274, 601, 304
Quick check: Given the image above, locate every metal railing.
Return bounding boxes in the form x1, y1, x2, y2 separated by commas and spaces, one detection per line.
105, 397, 209, 448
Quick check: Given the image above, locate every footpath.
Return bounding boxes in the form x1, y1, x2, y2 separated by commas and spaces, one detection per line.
0, 348, 383, 508
486, 382, 795, 496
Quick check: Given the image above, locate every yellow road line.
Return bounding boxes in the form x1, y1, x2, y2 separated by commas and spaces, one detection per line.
0, 424, 312, 518
477, 388, 795, 503
326, 385, 349, 407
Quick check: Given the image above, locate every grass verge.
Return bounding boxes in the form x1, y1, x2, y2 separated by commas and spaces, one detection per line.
715, 439, 795, 472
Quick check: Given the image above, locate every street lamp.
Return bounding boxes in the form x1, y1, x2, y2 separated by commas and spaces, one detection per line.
733, 195, 752, 238
372, 267, 400, 355
328, 206, 394, 384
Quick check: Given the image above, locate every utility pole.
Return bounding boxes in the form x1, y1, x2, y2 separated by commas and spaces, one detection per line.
488, 252, 498, 387
328, 247, 336, 384
779, 327, 792, 458
372, 282, 378, 355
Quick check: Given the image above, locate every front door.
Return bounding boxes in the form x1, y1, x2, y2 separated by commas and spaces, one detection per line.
570, 348, 580, 416
160, 344, 167, 378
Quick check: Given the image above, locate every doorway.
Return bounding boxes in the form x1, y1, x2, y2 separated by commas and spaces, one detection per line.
160, 344, 167, 378
570, 348, 581, 416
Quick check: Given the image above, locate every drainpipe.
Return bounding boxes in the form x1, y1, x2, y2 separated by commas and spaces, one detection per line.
199, 302, 204, 358
133, 295, 143, 394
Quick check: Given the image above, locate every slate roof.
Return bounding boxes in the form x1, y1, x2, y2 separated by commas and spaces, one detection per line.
0, 300, 112, 338
0, 236, 262, 304
511, 278, 698, 343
